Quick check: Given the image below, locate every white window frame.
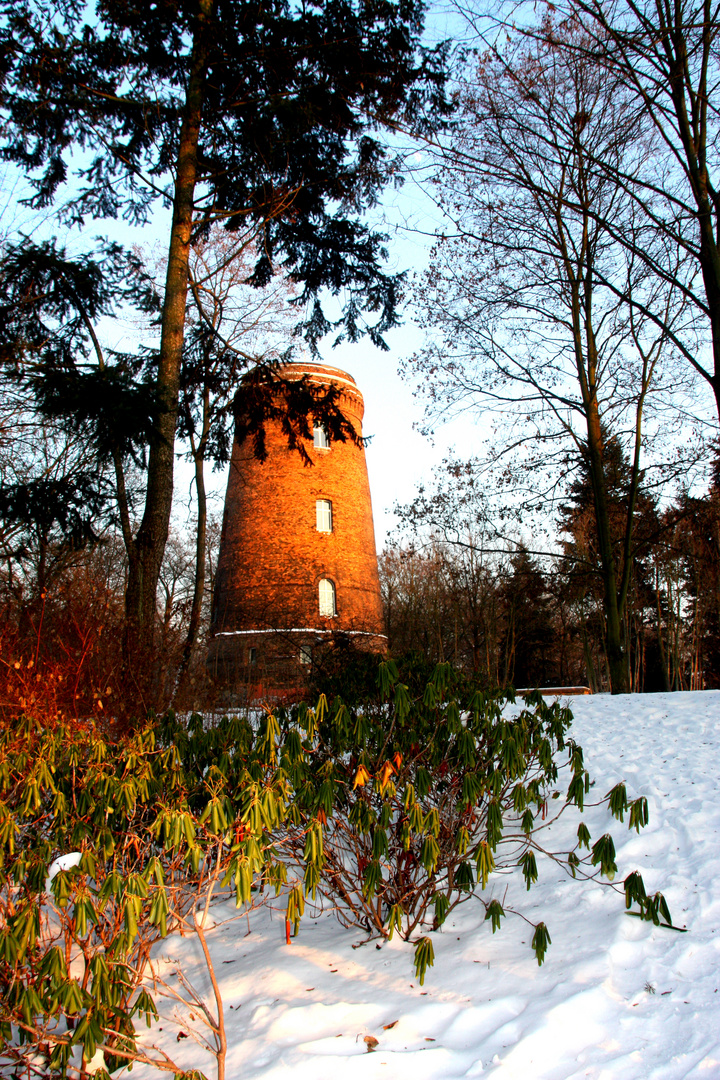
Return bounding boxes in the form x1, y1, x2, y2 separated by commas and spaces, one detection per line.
299, 644, 312, 666
313, 423, 329, 449
316, 498, 333, 533
318, 578, 336, 617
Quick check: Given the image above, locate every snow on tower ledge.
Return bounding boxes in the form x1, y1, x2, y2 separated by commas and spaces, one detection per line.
207, 362, 386, 698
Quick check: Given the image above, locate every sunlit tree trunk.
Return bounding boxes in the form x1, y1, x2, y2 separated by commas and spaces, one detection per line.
124, 0, 214, 663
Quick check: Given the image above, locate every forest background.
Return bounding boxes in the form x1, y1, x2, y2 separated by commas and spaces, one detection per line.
1, 0, 720, 715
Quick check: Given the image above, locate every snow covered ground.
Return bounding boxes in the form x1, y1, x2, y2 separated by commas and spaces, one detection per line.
137, 691, 720, 1080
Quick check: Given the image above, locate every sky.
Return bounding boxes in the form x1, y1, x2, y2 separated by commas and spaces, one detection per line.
169, 209, 480, 551
316, 330, 477, 548
3, 0, 717, 556
1, 126, 480, 554
0, 1, 488, 555
309, 153, 488, 548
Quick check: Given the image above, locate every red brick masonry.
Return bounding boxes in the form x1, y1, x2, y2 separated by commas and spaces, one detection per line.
207, 363, 386, 693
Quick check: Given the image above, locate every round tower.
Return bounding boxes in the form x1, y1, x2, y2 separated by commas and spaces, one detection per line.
208, 362, 386, 694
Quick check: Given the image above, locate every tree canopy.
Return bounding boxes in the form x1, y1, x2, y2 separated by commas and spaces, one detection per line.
0, 0, 449, 673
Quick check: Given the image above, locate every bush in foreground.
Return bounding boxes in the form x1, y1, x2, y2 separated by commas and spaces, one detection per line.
0, 662, 670, 1077
280, 661, 664, 981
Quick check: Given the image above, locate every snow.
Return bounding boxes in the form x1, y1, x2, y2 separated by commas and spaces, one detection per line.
45, 851, 82, 893
133, 691, 720, 1080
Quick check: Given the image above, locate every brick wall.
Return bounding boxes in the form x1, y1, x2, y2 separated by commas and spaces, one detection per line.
208, 363, 386, 691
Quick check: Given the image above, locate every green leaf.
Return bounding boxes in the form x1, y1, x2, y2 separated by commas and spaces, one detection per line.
143, 857, 165, 887
0, 929, 18, 965
148, 886, 169, 937
624, 870, 646, 910
132, 988, 159, 1026
475, 840, 495, 889
531, 922, 551, 965
486, 799, 503, 850
416, 767, 431, 799
50, 868, 75, 909
456, 728, 476, 767
386, 903, 403, 941
362, 860, 382, 900
232, 857, 253, 906
455, 825, 470, 856
419, 835, 440, 873
484, 898, 504, 933
61, 978, 85, 1015
424, 807, 440, 838
628, 796, 649, 832
460, 771, 481, 809
408, 801, 424, 833
607, 782, 628, 822
20, 983, 44, 1027
455, 860, 474, 891
422, 682, 437, 709
591, 834, 617, 880
287, 884, 305, 935
372, 828, 388, 861
566, 772, 585, 811
98, 870, 124, 903
434, 893, 450, 927
658, 892, 673, 926
519, 850, 538, 890
413, 936, 435, 986
394, 683, 411, 721
304, 861, 321, 900
512, 783, 527, 812
377, 660, 398, 697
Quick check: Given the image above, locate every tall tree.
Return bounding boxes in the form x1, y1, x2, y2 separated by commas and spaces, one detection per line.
558, 428, 662, 689
0, 0, 448, 656
510, 0, 720, 422
664, 460, 720, 688
0, 237, 161, 656
409, 26, 688, 691
499, 546, 559, 688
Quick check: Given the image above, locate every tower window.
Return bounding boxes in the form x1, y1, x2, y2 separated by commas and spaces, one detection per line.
313, 423, 329, 449
248, 647, 257, 666
316, 499, 333, 532
299, 644, 312, 665
318, 578, 336, 617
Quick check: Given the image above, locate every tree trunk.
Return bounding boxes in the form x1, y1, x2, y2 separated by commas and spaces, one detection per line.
660, 11, 720, 421
654, 562, 671, 692
175, 423, 209, 705
584, 405, 629, 693
123, 0, 214, 675
566, 170, 631, 693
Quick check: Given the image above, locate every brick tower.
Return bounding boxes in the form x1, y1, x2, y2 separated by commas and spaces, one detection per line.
208, 362, 386, 694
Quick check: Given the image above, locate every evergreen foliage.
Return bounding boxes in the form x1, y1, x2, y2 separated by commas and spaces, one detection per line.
0, 0, 450, 653
0, 661, 668, 1076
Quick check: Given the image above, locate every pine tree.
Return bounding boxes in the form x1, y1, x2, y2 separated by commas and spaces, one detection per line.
559, 431, 660, 690
0, 0, 448, 665
499, 547, 558, 690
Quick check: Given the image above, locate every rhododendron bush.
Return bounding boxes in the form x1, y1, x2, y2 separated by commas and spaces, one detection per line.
0, 662, 669, 1077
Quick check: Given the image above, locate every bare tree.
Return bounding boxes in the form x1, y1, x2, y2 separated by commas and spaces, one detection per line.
408, 27, 692, 690
173, 231, 298, 699
486, 0, 720, 422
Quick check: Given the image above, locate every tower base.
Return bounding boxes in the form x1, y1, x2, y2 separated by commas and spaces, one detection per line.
207, 627, 387, 704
